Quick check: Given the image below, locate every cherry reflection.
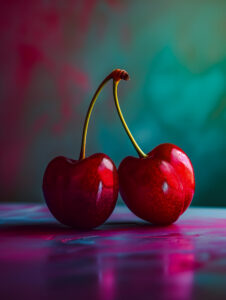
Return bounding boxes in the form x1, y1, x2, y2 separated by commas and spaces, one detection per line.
98, 256, 116, 300
95, 227, 196, 300
44, 225, 197, 300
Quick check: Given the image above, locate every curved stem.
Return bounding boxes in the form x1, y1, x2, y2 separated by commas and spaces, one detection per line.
113, 80, 147, 158
79, 74, 112, 160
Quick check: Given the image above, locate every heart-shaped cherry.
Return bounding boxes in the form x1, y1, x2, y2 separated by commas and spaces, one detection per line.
43, 153, 118, 229
112, 71, 195, 225
43, 70, 128, 229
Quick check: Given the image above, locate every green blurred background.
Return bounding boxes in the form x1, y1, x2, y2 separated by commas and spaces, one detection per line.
0, 0, 225, 206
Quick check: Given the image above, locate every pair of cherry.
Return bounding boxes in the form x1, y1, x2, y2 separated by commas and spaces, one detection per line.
43, 69, 195, 229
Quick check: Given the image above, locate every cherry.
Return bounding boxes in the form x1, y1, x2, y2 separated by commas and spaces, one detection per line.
43, 70, 128, 229
112, 71, 195, 225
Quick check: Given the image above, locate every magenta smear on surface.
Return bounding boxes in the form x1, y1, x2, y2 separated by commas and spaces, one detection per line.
1, 205, 226, 299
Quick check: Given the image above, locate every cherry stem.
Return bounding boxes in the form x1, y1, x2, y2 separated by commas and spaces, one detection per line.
79, 73, 112, 160
113, 79, 147, 158
79, 69, 146, 160
79, 69, 131, 160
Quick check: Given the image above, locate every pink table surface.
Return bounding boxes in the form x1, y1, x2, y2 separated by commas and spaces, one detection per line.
1, 204, 226, 300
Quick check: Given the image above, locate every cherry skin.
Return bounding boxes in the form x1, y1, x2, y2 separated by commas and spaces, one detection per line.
112, 70, 195, 225
150, 143, 195, 214
43, 153, 118, 229
118, 144, 195, 225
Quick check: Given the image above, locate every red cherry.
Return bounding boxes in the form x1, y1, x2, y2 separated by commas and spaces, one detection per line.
118, 144, 195, 225
43, 154, 118, 229
42, 70, 129, 229
112, 72, 195, 225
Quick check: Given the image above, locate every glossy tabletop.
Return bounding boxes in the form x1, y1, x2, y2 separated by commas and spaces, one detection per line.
1, 204, 226, 300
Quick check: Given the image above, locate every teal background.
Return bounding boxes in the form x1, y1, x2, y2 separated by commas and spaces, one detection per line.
0, 1, 225, 206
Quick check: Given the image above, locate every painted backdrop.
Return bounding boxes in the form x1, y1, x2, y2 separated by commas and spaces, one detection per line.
0, 0, 225, 206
